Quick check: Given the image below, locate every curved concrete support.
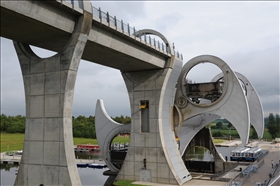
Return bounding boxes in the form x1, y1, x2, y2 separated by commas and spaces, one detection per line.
134, 29, 174, 56
95, 99, 131, 172
157, 58, 192, 184
175, 55, 250, 146
13, 2, 92, 185
178, 113, 220, 155
235, 72, 264, 138
212, 72, 264, 138
116, 52, 191, 184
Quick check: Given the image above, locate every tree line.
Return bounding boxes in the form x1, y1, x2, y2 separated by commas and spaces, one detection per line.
266, 113, 280, 139
0, 113, 279, 139
0, 114, 131, 139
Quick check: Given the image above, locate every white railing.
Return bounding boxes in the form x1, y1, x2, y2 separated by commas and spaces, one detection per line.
63, 0, 183, 60
64, 0, 84, 10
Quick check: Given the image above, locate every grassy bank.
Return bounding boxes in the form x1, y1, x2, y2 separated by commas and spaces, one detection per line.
0, 131, 272, 153
211, 128, 272, 140
213, 138, 227, 144
114, 180, 145, 186
0, 133, 130, 153
0, 133, 25, 152
0, 133, 225, 153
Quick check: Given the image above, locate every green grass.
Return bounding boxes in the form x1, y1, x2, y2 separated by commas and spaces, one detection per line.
0, 133, 130, 153
262, 129, 272, 140
0, 133, 25, 152
114, 180, 146, 186
213, 138, 227, 144
112, 136, 130, 143
0, 129, 273, 153
211, 129, 239, 136
73, 137, 98, 145
73, 136, 130, 145
211, 128, 273, 141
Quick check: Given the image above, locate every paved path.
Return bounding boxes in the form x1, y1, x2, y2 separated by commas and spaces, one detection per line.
133, 179, 227, 186
132, 141, 280, 186
242, 142, 280, 186
228, 142, 280, 186
216, 140, 242, 147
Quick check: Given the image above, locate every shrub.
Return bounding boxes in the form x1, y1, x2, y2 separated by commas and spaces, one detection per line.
212, 131, 223, 137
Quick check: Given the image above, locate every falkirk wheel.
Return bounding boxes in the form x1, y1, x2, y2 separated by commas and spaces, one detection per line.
95, 55, 264, 185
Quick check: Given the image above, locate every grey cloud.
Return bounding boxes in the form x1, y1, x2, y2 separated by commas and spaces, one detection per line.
1, 1, 279, 118
91, 1, 146, 23
73, 61, 129, 117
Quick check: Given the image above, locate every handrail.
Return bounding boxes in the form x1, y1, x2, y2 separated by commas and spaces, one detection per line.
62, 0, 183, 60
64, 0, 84, 10
92, 6, 183, 60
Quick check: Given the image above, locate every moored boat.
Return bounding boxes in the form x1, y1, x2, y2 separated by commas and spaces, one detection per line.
88, 163, 106, 169
77, 163, 88, 168
74, 144, 100, 152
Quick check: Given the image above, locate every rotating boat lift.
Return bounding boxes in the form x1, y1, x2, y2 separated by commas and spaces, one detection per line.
95, 55, 264, 185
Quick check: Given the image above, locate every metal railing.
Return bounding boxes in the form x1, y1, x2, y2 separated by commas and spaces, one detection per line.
64, 0, 84, 10
63, 0, 183, 60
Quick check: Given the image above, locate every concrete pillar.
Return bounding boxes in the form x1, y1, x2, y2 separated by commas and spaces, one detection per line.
116, 57, 191, 185
13, 5, 92, 186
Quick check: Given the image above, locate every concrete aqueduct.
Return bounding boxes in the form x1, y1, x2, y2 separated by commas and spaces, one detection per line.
0, 0, 264, 185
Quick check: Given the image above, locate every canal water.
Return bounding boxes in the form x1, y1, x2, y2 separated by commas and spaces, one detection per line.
1, 147, 236, 186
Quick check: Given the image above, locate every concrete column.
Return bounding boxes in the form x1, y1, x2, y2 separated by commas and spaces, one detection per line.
13, 7, 92, 186
116, 57, 191, 185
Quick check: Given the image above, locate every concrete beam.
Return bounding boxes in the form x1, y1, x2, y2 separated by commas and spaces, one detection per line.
0, 1, 167, 72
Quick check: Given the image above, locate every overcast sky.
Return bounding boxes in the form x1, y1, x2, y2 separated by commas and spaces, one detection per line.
1, 1, 279, 118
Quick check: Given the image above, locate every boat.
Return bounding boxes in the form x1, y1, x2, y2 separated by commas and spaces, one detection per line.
88, 163, 106, 169
76, 163, 88, 168
230, 146, 263, 162
230, 147, 251, 161
74, 144, 100, 152
243, 147, 263, 162
16, 150, 23, 155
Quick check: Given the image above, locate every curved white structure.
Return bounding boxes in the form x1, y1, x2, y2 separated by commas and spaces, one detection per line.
178, 113, 220, 155
178, 71, 264, 157
96, 28, 192, 185
134, 29, 174, 55
212, 72, 264, 138
175, 55, 250, 146
95, 54, 265, 184
95, 99, 131, 173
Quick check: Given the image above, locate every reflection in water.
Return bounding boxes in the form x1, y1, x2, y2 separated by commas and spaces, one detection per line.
185, 146, 237, 161
1, 151, 107, 186
1, 164, 20, 186
0, 163, 19, 171
78, 167, 109, 185
75, 150, 103, 162
1, 164, 109, 186
185, 146, 214, 161
1, 147, 237, 185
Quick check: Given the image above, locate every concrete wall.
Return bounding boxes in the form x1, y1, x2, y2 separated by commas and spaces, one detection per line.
13, 4, 92, 185
116, 57, 191, 185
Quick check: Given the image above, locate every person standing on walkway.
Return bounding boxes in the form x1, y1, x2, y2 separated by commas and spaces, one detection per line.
271, 160, 274, 168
